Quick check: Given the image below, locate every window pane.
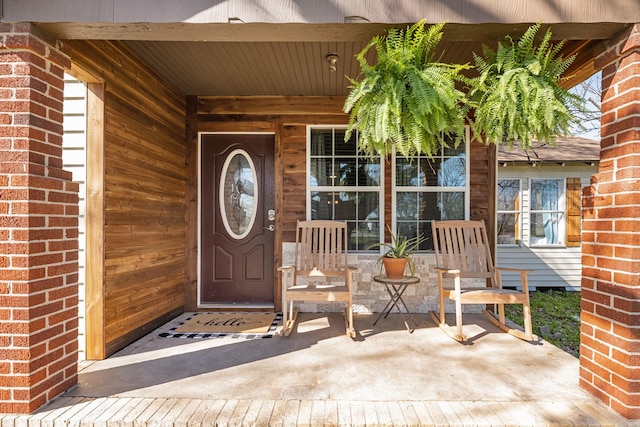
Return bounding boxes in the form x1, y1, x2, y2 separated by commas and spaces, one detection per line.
396, 220, 434, 250
396, 157, 418, 186
531, 179, 561, 211
396, 192, 418, 220
498, 179, 520, 210
334, 158, 357, 186
443, 143, 465, 157
334, 129, 357, 156
397, 154, 466, 187
438, 192, 465, 219
420, 158, 439, 186
333, 192, 378, 221
396, 191, 464, 249
310, 190, 379, 249
497, 212, 518, 244
397, 221, 420, 241
438, 155, 466, 187
349, 220, 380, 251
310, 158, 331, 186
359, 159, 380, 186
310, 191, 334, 219
530, 212, 564, 245
334, 192, 357, 221
310, 129, 333, 156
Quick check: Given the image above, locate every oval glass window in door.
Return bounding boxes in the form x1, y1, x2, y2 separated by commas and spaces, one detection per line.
219, 149, 258, 239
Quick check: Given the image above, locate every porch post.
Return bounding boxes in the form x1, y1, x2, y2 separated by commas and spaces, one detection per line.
0, 23, 79, 413
581, 23, 640, 419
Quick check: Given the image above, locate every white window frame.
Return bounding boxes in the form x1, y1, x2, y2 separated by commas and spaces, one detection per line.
496, 178, 523, 247
391, 126, 470, 248
306, 125, 384, 252
528, 178, 567, 247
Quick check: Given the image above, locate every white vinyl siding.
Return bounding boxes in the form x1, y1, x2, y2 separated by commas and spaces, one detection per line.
497, 246, 584, 290
62, 74, 87, 360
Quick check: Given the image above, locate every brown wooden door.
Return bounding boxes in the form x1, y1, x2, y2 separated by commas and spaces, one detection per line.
200, 134, 275, 306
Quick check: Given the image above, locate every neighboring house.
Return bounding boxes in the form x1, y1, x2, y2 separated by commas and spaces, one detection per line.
496, 137, 600, 290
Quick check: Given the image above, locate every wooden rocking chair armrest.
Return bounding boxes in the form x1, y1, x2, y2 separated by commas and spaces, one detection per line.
278, 265, 296, 288
344, 266, 358, 291
435, 267, 461, 275
495, 266, 533, 273
494, 267, 532, 293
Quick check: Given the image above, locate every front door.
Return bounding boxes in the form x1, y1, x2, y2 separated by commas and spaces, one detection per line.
200, 134, 275, 306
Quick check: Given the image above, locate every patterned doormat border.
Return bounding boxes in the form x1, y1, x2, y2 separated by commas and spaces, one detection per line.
158, 312, 282, 340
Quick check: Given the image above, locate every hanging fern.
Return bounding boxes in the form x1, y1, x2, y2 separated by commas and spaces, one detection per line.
469, 23, 586, 149
343, 20, 471, 158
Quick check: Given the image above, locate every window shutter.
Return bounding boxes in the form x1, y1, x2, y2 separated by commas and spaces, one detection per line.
566, 178, 582, 247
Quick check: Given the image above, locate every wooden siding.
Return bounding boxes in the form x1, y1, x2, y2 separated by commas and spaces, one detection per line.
191, 96, 496, 310
62, 75, 87, 361
470, 139, 497, 251
67, 40, 187, 358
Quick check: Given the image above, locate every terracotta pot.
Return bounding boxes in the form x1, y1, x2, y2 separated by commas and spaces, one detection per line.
382, 257, 408, 279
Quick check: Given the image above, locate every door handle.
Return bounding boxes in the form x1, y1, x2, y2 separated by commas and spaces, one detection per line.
263, 225, 275, 232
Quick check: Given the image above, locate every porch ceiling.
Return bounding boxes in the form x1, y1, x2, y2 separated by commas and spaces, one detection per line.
40, 21, 630, 96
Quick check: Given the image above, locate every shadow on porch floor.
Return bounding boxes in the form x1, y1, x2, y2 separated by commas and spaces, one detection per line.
7, 312, 637, 426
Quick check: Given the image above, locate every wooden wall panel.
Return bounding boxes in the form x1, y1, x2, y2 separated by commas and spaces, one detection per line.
68, 40, 187, 358
84, 83, 106, 360
280, 124, 308, 242
470, 139, 496, 254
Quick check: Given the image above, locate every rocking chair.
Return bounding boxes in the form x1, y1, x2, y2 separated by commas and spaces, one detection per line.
278, 220, 357, 337
430, 220, 537, 342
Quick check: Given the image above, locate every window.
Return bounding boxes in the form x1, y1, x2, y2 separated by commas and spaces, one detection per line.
393, 133, 469, 250
497, 179, 522, 245
307, 127, 382, 251
529, 179, 565, 246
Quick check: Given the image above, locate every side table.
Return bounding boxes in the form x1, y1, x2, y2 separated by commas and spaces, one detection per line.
373, 274, 420, 333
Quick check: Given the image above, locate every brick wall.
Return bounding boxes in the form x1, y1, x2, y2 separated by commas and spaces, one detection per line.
581, 23, 640, 419
0, 23, 79, 414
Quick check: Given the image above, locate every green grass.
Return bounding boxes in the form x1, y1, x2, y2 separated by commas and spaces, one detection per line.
504, 290, 581, 357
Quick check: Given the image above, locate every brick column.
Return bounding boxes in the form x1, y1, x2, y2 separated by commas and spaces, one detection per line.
0, 23, 79, 414
581, 23, 640, 419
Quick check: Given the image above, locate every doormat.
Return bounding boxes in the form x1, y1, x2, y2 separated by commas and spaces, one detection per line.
158, 312, 282, 339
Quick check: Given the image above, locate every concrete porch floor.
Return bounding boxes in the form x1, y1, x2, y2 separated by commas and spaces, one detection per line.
2, 312, 638, 426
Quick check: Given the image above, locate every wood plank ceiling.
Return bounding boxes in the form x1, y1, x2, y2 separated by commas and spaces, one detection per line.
21, 1, 640, 97
122, 36, 600, 96
37, 21, 630, 96
118, 21, 620, 96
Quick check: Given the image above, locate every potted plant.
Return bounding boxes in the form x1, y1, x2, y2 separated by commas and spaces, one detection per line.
344, 21, 587, 158
370, 225, 426, 279
468, 23, 586, 149
343, 19, 470, 158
